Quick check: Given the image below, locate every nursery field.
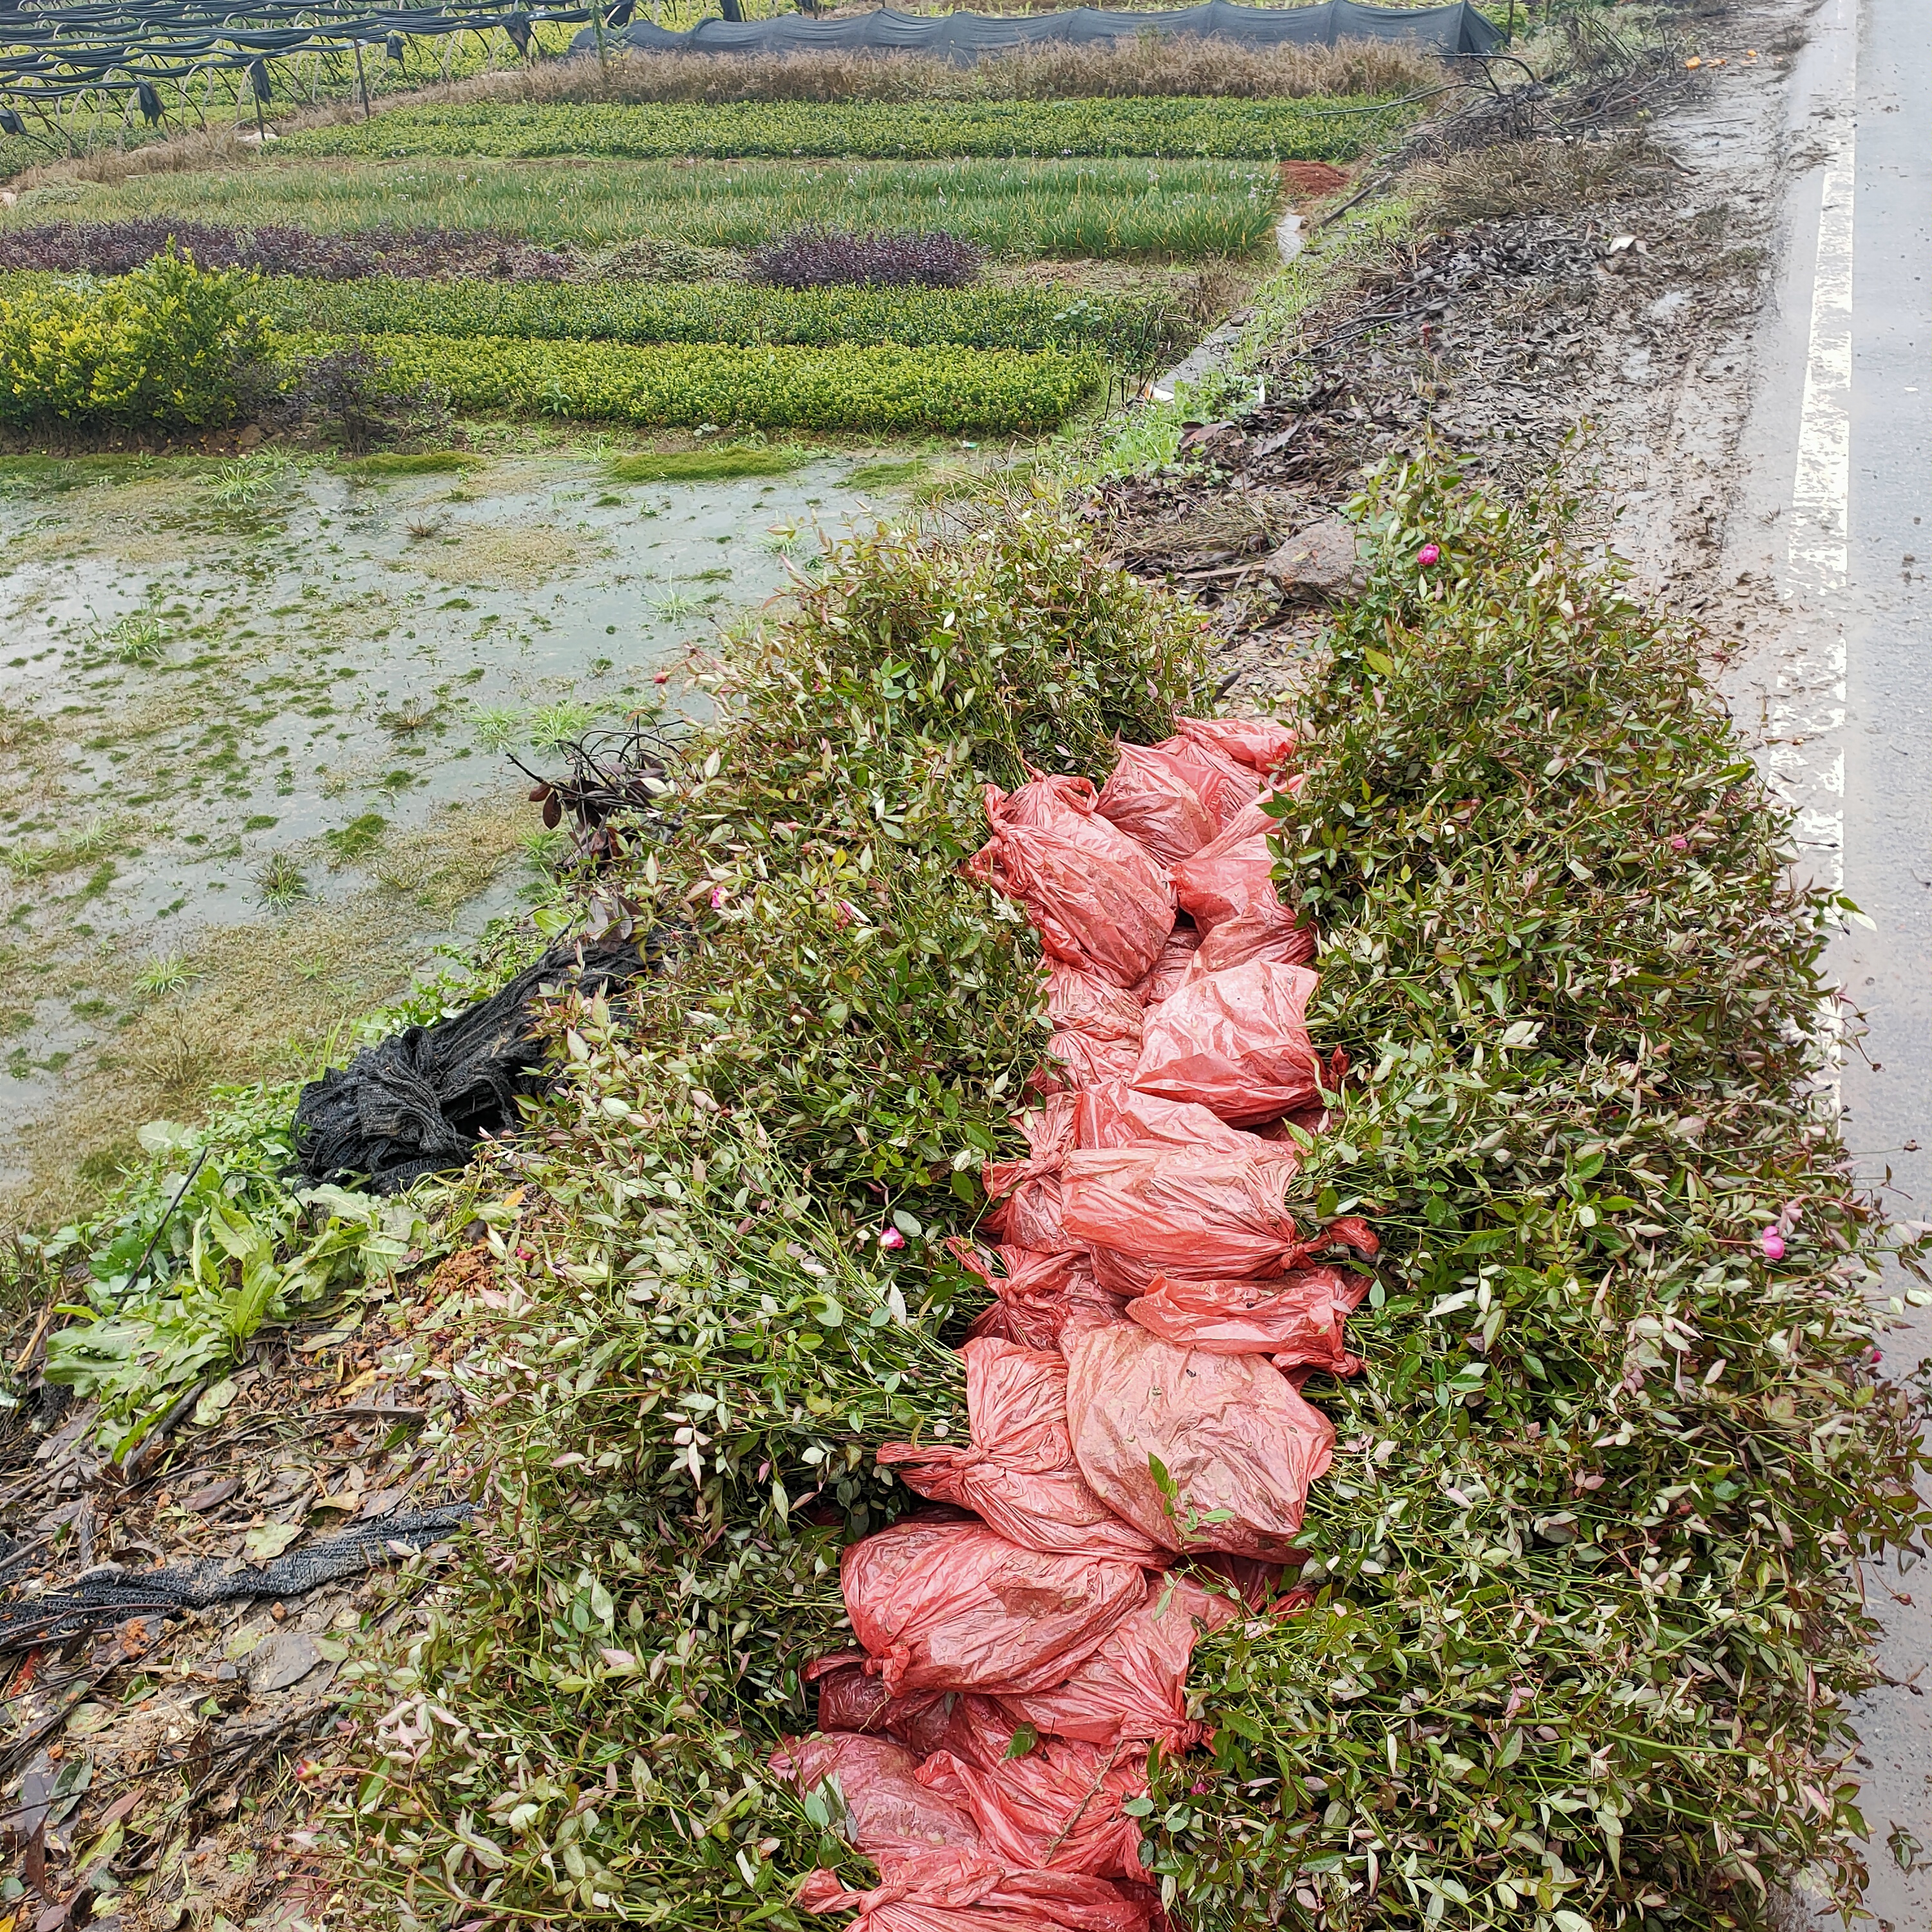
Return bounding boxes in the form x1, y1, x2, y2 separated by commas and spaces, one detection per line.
278, 93, 1396, 162
3, 154, 1284, 259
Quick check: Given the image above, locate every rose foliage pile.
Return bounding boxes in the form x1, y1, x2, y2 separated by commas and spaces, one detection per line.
316, 463, 1930, 1932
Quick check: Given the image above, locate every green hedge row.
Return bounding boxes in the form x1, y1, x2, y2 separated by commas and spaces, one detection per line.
279, 95, 1393, 164
298, 330, 1102, 433
254, 273, 1177, 364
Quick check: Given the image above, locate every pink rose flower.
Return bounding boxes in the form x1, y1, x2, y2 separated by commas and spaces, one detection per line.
1760, 1229, 1785, 1262
878, 1227, 907, 1251
1417, 543, 1441, 567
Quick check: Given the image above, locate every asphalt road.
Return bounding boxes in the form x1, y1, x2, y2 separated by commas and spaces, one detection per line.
1733, 0, 1932, 1920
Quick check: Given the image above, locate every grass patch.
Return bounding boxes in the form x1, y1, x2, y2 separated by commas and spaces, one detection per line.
10, 156, 1281, 260
343, 448, 480, 477
281, 96, 1398, 165
607, 445, 806, 483
842, 457, 927, 489
283, 331, 1104, 435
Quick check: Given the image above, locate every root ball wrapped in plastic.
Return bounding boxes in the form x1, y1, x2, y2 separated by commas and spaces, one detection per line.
916, 1738, 1151, 1879
1043, 961, 1145, 1090
772, 1733, 982, 1860
1095, 742, 1218, 866
997, 1574, 1240, 1752
1059, 1139, 1310, 1290
1124, 1267, 1367, 1372
1063, 1325, 1336, 1561
1131, 959, 1325, 1126
841, 1517, 1146, 1698
797, 1854, 1155, 1932
963, 777, 1173, 989
879, 1339, 1166, 1566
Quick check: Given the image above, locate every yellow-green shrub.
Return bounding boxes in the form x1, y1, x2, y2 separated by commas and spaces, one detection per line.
0, 247, 266, 428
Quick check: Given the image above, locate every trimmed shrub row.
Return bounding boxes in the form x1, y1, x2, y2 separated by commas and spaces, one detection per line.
279, 95, 1395, 164
286, 329, 1103, 433
251, 272, 1176, 365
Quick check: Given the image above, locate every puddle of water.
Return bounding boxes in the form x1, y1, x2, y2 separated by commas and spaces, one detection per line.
0, 446, 899, 1198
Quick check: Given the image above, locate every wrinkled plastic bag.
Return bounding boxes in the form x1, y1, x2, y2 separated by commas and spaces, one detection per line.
998, 1575, 1239, 1752
1125, 1267, 1365, 1372
880, 1340, 1166, 1566
771, 1733, 981, 1859
842, 1517, 1146, 1697
1132, 960, 1324, 1126
952, 1242, 1130, 1353
1166, 802, 1307, 961
964, 779, 1173, 989
1148, 734, 1262, 831
815, 1667, 1017, 1770
1064, 1326, 1336, 1560
1044, 962, 1144, 1089
1189, 909, 1315, 974
798, 1855, 1153, 1932
1060, 1140, 1309, 1293
1095, 743, 1218, 867
1074, 1080, 1258, 1157
1175, 715, 1295, 777
982, 1097, 1077, 1251
917, 1739, 1150, 1879
1129, 923, 1201, 1007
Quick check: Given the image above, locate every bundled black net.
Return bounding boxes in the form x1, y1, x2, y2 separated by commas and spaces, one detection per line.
0, 1505, 473, 1654
292, 936, 652, 1193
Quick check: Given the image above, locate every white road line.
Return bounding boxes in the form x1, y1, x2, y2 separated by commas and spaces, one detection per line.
1774, 0, 1857, 907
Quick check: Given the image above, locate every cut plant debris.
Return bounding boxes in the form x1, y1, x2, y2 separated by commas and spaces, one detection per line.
160, 458, 1922, 1932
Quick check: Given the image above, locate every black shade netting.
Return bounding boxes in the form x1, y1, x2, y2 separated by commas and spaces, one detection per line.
292, 935, 653, 1194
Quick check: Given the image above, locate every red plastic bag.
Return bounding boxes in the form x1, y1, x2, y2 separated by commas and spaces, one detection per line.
964, 781, 1174, 989
1129, 923, 1201, 1007
1124, 1267, 1365, 1372
998, 1575, 1240, 1752
953, 1243, 1130, 1352
982, 1097, 1077, 1251
1175, 715, 1295, 777
1189, 909, 1316, 974
798, 1854, 1153, 1932
1063, 1326, 1336, 1560
1044, 961, 1144, 1089
816, 1667, 1018, 1771
880, 1339, 1167, 1566
1095, 743, 1218, 867
916, 1740, 1151, 1880
1132, 960, 1324, 1126
1073, 1079, 1258, 1157
842, 1517, 1146, 1697
1166, 802, 1305, 954
1148, 734, 1262, 831
771, 1733, 981, 1859
1060, 1141, 1309, 1293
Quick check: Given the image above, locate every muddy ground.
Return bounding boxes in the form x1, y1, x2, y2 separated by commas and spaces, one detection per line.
0, 4, 1855, 1927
